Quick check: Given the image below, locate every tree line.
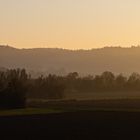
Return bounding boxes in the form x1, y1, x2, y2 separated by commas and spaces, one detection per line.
66, 72, 140, 92
1, 69, 140, 109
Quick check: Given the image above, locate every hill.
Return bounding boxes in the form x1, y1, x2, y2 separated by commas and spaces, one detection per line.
0, 45, 140, 75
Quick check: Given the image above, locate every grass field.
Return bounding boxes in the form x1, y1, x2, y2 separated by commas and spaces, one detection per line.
0, 108, 62, 116
2, 98, 140, 116
27, 98, 140, 110
1, 99, 140, 139
65, 91, 140, 100
1, 107, 140, 118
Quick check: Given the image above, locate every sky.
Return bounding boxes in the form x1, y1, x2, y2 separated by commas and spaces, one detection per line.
0, 0, 140, 49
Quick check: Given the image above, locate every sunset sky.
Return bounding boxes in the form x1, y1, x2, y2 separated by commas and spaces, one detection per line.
0, 0, 140, 49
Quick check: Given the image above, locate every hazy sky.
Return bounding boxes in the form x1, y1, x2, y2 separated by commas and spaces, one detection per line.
0, 0, 140, 49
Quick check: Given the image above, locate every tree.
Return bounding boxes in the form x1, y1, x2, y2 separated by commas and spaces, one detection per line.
0, 69, 28, 109
127, 73, 140, 90
101, 71, 115, 90
115, 74, 127, 90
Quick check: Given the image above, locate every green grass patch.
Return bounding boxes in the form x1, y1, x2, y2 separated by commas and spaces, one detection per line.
1, 107, 140, 117
0, 108, 62, 116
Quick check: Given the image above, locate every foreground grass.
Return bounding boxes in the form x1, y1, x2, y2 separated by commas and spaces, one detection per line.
0, 108, 62, 116
1, 107, 140, 117
3, 98, 140, 116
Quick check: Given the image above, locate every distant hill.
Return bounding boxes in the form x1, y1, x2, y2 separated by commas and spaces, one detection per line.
0, 45, 140, 75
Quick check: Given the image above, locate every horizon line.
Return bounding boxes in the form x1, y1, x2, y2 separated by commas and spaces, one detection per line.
0, 44, 140, 51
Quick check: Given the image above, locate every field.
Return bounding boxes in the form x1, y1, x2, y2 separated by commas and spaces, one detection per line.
0, 108, 61, 116
1, 99, 140, 139
65, 91, 140, 100
27, 98, 140, 110
1, 110, 140, 139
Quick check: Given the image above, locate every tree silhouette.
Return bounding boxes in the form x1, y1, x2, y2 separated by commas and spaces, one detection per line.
0, 69, 28, 109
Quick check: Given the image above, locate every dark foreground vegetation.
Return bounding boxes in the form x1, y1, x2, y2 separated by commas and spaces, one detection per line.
1, 68, 140, 109
1, 110, 140, 140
